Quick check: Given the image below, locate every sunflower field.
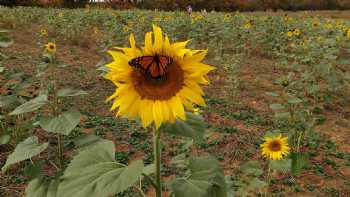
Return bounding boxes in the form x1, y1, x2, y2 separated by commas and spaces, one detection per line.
0, 6, 350, 197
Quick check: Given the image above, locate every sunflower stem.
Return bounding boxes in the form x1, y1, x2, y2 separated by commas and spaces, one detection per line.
153, 127, 162, 197
265, 165, 272, 197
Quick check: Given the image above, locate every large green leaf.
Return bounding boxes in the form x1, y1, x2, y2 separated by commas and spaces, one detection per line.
269, 159, 291, 172
170, 156, 227, 197
9, 95, 48, 115
57, 88, 88, 98
162, 112, 207, 143
57, 140, 144, 197
40, 110, 81, 135
1, 136, 48, 173
25, 177, 59, 197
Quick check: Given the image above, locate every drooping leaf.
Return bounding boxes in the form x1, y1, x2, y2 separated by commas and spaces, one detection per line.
291, 152, 308, 176
40, 110, 81, 135
9, 94, 48, 115
57, 88, 88, 98
162, 112, 207, 143
170, 156, 227, 197
57, 140, 144, 197
1, 136, 48, 173
25, 177, 59, 197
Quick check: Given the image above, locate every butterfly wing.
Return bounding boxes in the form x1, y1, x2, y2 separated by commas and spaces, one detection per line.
129, 55, 173, 79
129, 56, 154, 70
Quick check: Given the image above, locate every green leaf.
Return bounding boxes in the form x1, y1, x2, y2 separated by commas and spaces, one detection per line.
57, 140, 144, 197
0, 134, 11, 144
162, 112, 207, 143
0, 66, 4, 73
72, 134, 106, 150
274, 112, 290, 119
269, 159, 291, 172
0, 40, 13, 48
40, 110, 81, 135
1, 136, 48, 173
265, 92, 279, 97
57, 88, 88, 97
25, 177, 59, 197
142, 164, 155, 176
248, 177, 267, 190
240, 161, 263, 176
291, 152, 308, 176
269, 103, 285, 110
24, 161, 44, 179
170, 156, 227, 197
0, 95, 21, 109
287, 98, 303, 104
9, 95, 48, 115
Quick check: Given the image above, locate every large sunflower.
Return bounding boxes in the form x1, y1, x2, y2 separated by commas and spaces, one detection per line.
105, 25, 214, 129
260, 134, 290, 160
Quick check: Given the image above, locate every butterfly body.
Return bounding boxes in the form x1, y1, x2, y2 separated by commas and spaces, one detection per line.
129, 55, 173, 79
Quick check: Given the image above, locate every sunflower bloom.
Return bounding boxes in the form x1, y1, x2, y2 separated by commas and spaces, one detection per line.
40, 29, 48, 36
347, 28, 350, 39
45, 42, 56, 53
293, 29, 301, 36
105, 25, 214, 129
287, 31, 293, 37
260, 134, 290, 160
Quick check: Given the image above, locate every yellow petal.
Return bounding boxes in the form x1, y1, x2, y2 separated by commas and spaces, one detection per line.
144, 32, 153, 55
152, 24, 163, 54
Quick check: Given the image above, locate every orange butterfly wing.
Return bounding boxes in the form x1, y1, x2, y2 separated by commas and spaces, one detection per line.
129, 55, 172, 79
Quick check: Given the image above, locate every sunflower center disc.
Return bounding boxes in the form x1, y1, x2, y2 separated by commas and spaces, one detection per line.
132, 62, 184, 100
268, 140, 282, 152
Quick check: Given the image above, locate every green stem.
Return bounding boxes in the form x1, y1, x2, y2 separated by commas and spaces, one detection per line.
296, 131, 303, 152
265, 166, 271, 197
57, 134, 64, 168
153, 128, 162, 197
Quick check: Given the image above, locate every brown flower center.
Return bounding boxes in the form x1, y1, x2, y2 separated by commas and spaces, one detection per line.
131, 62, 184, 100
49, 45, 54, 49
268, 140, 282, 152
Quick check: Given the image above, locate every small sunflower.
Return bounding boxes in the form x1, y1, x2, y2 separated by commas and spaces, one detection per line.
45, 42, 56, 53
105, 25, 214, 129
243, 22, 251, 29
122, 26, 129, 33
347, 28, 350, 39
287, 31, 293, 37
40, 28, 48, 36
293, 29, 301, 36
58, 12, 64, 18
261, 134, 290, 160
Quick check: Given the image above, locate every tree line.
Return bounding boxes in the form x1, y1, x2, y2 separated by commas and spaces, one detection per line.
0, 0, 349, 10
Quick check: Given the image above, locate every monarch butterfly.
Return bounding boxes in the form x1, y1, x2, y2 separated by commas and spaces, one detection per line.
128, 55, 173, 79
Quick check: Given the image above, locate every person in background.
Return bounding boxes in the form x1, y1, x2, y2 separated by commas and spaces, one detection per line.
186, 5, 192, 15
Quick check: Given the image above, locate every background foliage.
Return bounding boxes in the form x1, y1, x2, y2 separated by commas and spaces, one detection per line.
1, 0, 350, 10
